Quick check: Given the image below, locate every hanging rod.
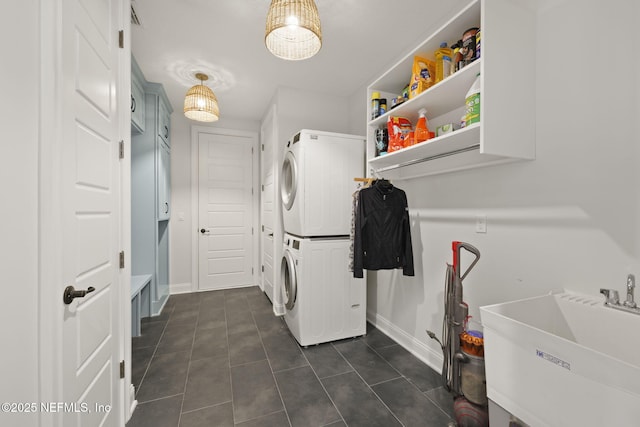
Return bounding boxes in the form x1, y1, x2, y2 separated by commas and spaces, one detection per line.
371, 144, 480, 174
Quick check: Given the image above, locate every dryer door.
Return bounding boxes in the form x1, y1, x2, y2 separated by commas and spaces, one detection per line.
281, 150, 297, 211
280, 248, 297, 310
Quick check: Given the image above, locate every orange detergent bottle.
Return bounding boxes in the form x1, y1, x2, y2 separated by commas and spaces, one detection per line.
414, 108, 432, 144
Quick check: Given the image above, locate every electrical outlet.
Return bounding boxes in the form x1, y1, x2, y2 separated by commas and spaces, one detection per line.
475, 215, 487, 233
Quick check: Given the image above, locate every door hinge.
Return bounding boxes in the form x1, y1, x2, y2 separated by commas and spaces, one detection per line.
261, 184, 264, 192
252, 267, 254, 275
118, 30, 124, 48
261, 144, 264, 151
119, 360, 125, 378
119, 251, 125, 269
251, 227, 254, 235
261, 265, 264, 272
261, 225, 264, 232
251, 147, 254, 155
119, 140, 124, 159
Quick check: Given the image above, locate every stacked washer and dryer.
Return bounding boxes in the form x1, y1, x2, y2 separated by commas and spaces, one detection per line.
280, 129, 366, 346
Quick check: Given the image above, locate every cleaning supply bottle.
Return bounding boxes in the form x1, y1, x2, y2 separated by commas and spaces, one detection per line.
414, 108, 431, 144
434, 42, 453, 83
371, 92, 381, 120
450, 45, 460, 76
451, 40, 463, 73
465, 73, 481, 126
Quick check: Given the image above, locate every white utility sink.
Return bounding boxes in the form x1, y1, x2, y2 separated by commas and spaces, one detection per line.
480, 291, 640, 427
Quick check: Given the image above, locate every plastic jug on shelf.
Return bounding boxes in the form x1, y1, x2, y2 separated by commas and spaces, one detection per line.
465, 73, 481, 126
434, 42, 453, 83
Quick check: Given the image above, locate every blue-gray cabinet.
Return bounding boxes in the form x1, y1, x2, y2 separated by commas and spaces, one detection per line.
131, 58, 146, 134
131, 55, 173, 316
157, 140, 171, 221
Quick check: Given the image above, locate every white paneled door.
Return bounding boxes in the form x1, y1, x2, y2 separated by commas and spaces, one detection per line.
59, 0, 121, 425
198, 132, 255, 291
260, 106, 277, 303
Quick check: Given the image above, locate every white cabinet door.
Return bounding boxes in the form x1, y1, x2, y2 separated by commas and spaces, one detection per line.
157, 140, 170, 220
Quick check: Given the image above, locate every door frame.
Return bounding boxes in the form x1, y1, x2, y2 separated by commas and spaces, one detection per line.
259, 104, 275, 299
190, 126, 260, 292
38, 0, 130, 425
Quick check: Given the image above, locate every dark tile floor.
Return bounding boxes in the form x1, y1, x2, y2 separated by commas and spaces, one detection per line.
127, 286, 455, 427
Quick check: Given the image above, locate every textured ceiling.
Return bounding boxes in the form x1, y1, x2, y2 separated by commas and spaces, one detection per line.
131, 0, 469, 122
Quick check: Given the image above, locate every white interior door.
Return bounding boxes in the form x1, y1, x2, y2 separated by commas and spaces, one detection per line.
198, 132, 255, 290
260, 106, 276, 302
60, 0, 121, 424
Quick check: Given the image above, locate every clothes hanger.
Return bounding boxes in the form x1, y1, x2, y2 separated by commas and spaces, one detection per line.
353, 177, 375, 188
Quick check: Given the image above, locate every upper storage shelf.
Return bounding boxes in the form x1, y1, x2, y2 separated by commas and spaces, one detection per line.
366, 0, 536, 179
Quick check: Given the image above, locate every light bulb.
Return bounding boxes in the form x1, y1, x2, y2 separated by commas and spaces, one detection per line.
285, 15, 299, 29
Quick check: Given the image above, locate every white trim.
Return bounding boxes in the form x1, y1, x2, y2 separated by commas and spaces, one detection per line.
191, 126, 260, 292
366, 310, 444, 374
39, 1, 64, 425
118, 0, 133, 422
129, 383, 138, 416
170, 282, 193, 295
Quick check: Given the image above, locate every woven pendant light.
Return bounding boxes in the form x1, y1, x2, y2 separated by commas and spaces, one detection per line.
184, 73, 219, 122
265, 0, 322, 61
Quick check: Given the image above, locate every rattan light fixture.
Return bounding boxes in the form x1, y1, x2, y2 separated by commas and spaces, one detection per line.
183, 73, 219, 122
265, 0, 322, 61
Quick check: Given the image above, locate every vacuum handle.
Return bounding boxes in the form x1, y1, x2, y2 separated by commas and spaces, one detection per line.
452, 241, 481, 282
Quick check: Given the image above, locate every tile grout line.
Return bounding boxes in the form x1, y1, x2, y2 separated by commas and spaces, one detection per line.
225, 291, 239, 426
298, 342, 348, 427
331, 339, 406, 427
251, 297, 293, 427
134, 305, 173, 398
367, 340, 456, 422
175, 297, 202, 427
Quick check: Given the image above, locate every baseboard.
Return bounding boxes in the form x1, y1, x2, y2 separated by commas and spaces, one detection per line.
366, 311, 444, 374
170, 282, 193, 295
128, 384, 137, 420
151, 293, 169, 316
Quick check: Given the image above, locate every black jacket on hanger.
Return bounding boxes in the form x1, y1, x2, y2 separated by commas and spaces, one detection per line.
353, 180, 414, 278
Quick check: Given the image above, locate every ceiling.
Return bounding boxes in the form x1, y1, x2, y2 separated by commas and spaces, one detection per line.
131, 0, 467, 123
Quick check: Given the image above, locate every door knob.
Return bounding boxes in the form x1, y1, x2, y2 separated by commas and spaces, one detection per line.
63, 286, 95, 304
200, 228, 206, 234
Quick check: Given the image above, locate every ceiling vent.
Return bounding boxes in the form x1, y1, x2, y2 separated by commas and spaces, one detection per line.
131, 1, 143, 26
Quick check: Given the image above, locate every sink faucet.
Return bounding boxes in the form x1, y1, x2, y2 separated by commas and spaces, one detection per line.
624, 274, 637, 308
599, 274, 640, 315
600, 288, 620, 305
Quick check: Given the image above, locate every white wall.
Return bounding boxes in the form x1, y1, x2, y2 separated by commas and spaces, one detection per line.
366, 0, 640, 369
0, 1, 40, 423
272, 85, 352, 141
